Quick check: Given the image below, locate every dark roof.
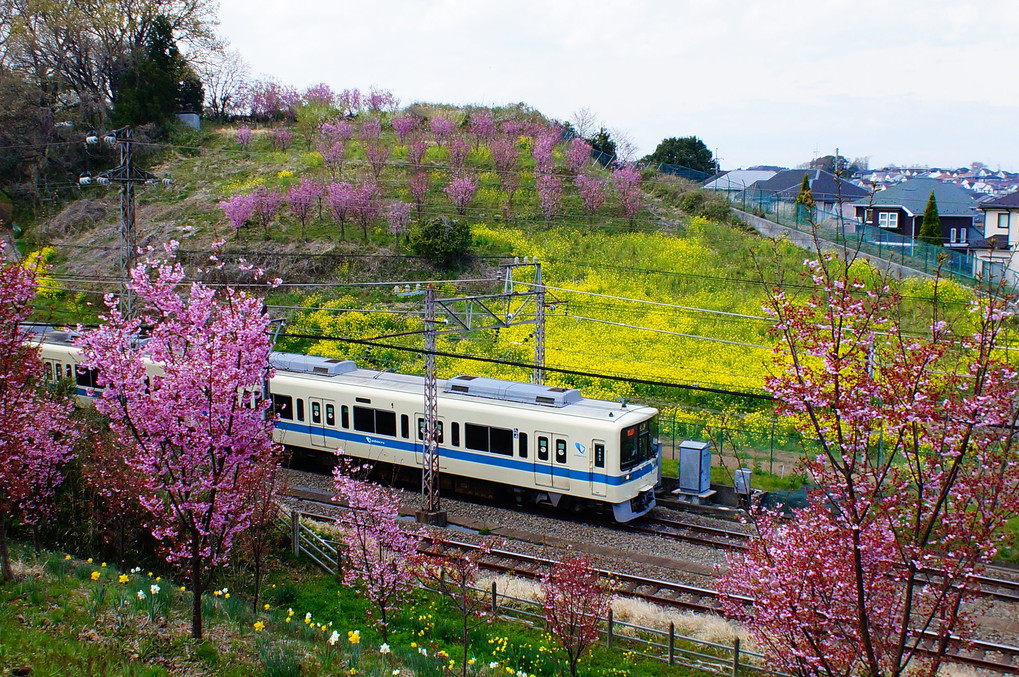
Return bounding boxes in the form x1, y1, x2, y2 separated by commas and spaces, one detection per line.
968, 234, 1010, 250
854, 178, 979, 217
980, 192, 1019, 210
748, 169, 868, 202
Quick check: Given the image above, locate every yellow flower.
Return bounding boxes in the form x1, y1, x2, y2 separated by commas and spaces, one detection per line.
469, 659, 475, 665
180, 586, 186, 592
285, 617, 291, 623
147, 572, 152, 577
87, 558, 93, 563
101, 562, 106, 567
348, 630, 361, 644
118, 574, 130, 584
224, 593, 230, 599
155, 577, 161, 582
411, 642, 417, 648
264, 603, 270, 611
64, 555, 71, 560
90, 571, 100, 581
253, 621, 265, 632
278, 170, 294, 179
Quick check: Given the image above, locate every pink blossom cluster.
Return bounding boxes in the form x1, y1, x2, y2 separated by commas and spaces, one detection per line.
430, 115, 455, 146
286, 178, 323, 239
325, 181, 355, 239
468, 111, 496, 143
536, 173, 562, 224
235, 126, 253, 150
408, 171, 429, 215
612, 166, 643, 223
366, 86, 399, 113
531, 131, 557, 175
392, 115, 420, 144
302, 83, 335, 108
574, 174, 606, 216
271, 127, 292, 151
564, 138, 592, 173
447, 137, 471, 174
541, 555, 613, 677
249, 79, 300, 120
385, 200, 412, 236
444, 175, 478, 216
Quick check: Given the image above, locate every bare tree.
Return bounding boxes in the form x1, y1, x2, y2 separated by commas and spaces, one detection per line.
609, 127, 639, 163
197, 46, 249, 120
570, 106, 598, 139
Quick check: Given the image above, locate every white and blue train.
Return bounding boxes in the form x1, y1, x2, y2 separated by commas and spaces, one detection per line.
34, 328, 660, 522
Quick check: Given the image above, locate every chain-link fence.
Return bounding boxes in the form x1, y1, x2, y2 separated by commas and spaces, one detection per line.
730, 191, 979, 284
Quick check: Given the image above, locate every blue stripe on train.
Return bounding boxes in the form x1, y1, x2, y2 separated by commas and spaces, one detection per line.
274, 420, 655, 487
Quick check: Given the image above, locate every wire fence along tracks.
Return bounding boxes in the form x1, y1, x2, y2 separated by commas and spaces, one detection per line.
281, 487, 1019, 674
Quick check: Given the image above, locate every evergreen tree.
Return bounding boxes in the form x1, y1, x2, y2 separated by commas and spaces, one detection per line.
642, 136, 715, 173
795, 173, 816, 224
112, 15, 203, 126
918, 190, 942, 246
588, 127, 616, 164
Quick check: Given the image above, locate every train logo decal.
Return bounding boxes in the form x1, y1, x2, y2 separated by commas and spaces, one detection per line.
575, 442, 586, 455
364, 436, 386, 446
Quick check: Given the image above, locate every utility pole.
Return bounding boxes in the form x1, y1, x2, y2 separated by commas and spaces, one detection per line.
80, 127, 172, 318
397, 258, 559, 524
417, 284, 445, 525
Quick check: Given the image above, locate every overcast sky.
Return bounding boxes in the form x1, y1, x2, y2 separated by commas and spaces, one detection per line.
218, 0, 1019, 172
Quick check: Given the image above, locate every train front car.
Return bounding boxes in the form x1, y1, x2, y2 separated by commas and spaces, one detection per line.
600, 404, 660, 522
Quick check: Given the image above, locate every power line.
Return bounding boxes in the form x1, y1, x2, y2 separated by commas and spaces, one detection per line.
276, 329, 773, 401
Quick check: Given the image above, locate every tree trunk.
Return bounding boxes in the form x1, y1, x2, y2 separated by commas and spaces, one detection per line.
0, 516, 13, 581
190, 543, 203, 639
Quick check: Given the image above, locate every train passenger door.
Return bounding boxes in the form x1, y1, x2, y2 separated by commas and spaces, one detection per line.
534, 433, 552, 487
590, 439, 607, 497
415, 414, 447, 469
309, 397, 338, 449
552, 436, 570, 491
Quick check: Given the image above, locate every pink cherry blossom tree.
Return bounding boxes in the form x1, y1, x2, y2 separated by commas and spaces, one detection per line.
541, 554, 613, 677
612, 166, 643, 225
564, 138, 592, 174
236, 126, 253, 151
447, 137, 471, 175
325, 181, 356, 240
536, 173, 562, 226
286, 178, 323, 240
392, 115, 419, 144
365, 139, 391, 181
430, 115, 455, 147
718, 253, 1019, 677
444, 175, 478, 216
574, 174, 606, 220
82, 432, 149, 568
338, 88, 362, 116
351, 179, 382, 241
333, 458, 421, 642
408, 171, 429, 217
467, 111, 496, 148
366, 86, 399, 113
0, 256, 76, 581
320, 141, 345, 179
385, 201, 412, 247
271, 127, 292, 152
302, 82, 335, 107
406, 138, 429, 167
490, 136, 521, 218
219, 193, 256, 237
531, 131, 557, 175
251, 186, 283, 238
77, 242, 280, 639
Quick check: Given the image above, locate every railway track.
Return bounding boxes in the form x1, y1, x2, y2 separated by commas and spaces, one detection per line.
631, 514, 750, 550
283, 489, 1019, 674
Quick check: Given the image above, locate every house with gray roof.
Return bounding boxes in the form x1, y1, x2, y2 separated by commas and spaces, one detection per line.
852, 178, 981, 248
702, 170, 777, 193
745, 169, 868, 221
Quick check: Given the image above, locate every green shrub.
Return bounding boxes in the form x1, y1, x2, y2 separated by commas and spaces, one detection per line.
410, 217, 474, 271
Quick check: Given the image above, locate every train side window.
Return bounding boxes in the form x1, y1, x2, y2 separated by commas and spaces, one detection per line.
296, 399, 305, 422
538, 436, 549, 461
272, 394, 293, 420
465, 423, 488, 452
326, 404, 335, 426
312, 401, 321, 424
66, 364, 73, 379
45, 362, 53, 380
451, 422, 460, 447
401, 415, 409, 439
519, 432, 528, 458
555, 439, 567, 464
341, 405, 350, 428
353, 406, 375, 433
594, 443, 605, 469
376, 410, 397, 437
76, 365, 100, 388
490, 427, 513, 455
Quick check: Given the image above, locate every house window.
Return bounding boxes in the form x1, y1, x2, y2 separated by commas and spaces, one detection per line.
950, 228, 958, 244
878, 212, 898, 229
999, 213, 1010, 232
959, 229, 967, 244
864, 209, 874, 224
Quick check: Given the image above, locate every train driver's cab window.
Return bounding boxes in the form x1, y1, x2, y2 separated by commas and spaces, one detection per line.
311, 401, 321, 424
326, 404, 335, 427
537, 436, 549, 461
555, 439, 567, 464
272, 394, 293, 420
